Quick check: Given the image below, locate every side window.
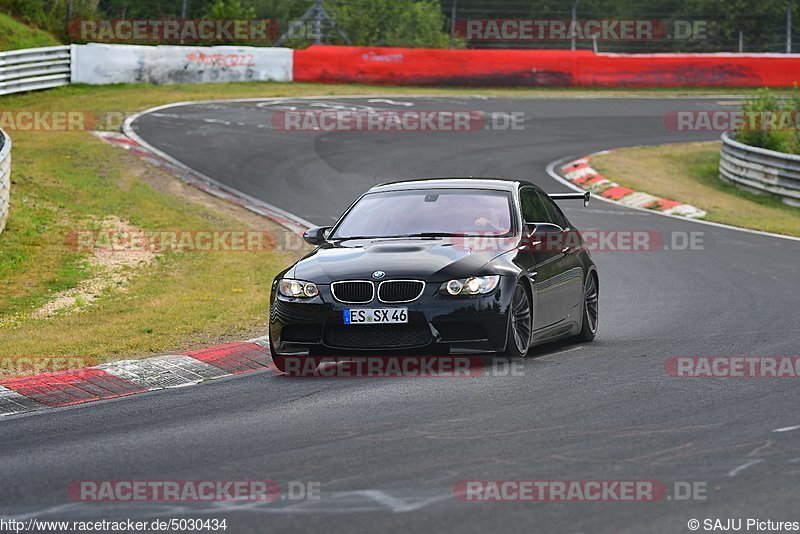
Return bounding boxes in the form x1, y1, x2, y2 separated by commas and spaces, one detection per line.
520, 188, 549, 223
539, 192, 569, 229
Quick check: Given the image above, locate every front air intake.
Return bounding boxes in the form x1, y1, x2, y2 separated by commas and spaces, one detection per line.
331, 281, 374, 304
378, 280, 425, 303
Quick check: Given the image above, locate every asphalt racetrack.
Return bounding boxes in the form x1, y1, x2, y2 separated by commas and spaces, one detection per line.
1, 96, 798, 533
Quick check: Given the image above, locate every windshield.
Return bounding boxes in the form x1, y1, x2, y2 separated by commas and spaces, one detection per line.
332, 188, 515, 239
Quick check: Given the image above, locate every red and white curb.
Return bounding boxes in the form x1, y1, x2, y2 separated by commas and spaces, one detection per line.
0, 337, 275, 417
561, 153, 707, 219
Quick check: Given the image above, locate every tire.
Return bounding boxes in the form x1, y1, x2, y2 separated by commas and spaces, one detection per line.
577, 272, 598, 342
503, 281, 533, 358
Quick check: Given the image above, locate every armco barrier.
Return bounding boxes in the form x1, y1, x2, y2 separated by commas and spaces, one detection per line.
294, 45, 800, 87
0, 128, 11, 235
71, 43, 293, 85
720, 132, 800, 207
0, 46, 71, 96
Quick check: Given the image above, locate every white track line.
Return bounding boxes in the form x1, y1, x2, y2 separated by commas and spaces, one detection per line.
774, 425, 800, 433
727, 458, 764, 477
123, 102, 316, 233
546, 154, 800, 243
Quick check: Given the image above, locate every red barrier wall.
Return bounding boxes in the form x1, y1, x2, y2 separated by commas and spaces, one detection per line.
293, 46, 800, 87
577, 53, 800, 87
293, 46, 591, 86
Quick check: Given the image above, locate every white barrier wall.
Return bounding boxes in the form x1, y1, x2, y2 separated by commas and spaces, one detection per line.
0, 129, 11, 236
71, 44, 293, 85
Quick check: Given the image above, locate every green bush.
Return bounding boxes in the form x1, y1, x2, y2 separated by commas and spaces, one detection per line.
329, 0, 449, 48
204, 0, 256, 20
0, 0, 99, 42
736, 87, 800, 155
0, 12, 62, 51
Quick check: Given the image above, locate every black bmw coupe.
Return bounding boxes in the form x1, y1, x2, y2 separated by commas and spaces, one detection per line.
269, 178, 598, 373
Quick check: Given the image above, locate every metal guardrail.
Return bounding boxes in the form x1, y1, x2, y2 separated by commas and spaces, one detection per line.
0, 45, 71, 96
720, 132, 800, 208
0, 128, 11, 235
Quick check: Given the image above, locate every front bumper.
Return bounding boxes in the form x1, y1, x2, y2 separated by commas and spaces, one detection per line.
269, 276, 515, 355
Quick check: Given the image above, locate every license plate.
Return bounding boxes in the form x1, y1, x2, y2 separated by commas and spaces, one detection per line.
343, 308, 408, 325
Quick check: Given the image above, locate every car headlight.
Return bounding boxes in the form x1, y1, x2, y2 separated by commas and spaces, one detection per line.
441, 275, 500, 296
278, 279, 319, 298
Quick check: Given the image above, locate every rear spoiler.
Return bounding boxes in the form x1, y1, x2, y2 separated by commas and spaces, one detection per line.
548, 191, 590, 207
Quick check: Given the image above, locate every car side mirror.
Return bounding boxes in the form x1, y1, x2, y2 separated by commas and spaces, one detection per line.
521, 223, 564, 253
303, 226, 332, 246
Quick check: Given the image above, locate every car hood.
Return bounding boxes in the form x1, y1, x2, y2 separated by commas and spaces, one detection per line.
292, 237, 517, 283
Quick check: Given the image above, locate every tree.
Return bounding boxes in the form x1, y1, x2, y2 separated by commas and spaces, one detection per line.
204, 0, 255, 19
330, 0, 449, 47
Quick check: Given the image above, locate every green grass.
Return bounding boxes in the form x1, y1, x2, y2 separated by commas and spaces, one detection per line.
591, 141, 800, 237
0, 13, 61, 51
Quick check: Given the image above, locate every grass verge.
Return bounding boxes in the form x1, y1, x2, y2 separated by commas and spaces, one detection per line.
0, 84, 336, 377
0, 13, 61, 51
590, 141, 800, 237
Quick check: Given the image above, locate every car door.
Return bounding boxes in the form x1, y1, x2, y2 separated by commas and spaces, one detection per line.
517, 187, 578, 330
539, 191, 585, 327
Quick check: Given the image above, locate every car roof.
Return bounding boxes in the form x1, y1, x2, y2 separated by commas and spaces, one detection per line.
369, 177, 540, 193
